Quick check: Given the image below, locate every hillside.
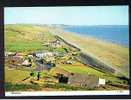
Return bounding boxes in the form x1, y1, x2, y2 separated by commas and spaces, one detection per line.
5, 24, 56, 52
5, 24, 129, 91
49, 27, 129, 77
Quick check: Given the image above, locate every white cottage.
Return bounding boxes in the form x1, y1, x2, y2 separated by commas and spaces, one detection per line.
98, 78, 106, 86
5, 52, 16, 57
35, 52, 58, 58
22, 60, 31, 66
35, 52, 45, 58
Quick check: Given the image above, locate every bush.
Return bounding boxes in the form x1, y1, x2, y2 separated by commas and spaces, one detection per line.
30, 71, 38, 77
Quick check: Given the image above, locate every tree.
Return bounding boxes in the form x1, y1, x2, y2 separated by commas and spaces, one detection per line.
30, 71, 37, 77
37, 72, 41, 81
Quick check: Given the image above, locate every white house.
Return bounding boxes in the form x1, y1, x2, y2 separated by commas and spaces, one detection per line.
28, 55, 34, 58
22, 60, 30, 66
35, 52, 45, 58
35, 52, 58, 58
44, 52, 54, 56
98, 78, 106, 85
5, 52, 16, 57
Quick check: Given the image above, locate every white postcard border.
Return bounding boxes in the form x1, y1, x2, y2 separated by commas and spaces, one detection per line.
5, 90, 130, 96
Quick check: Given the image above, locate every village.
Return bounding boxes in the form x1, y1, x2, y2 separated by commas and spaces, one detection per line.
5, 36, 108, 90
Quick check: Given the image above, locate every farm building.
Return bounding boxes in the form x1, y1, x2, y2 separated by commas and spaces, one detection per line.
42, 40, 62, 48
35, 64, 51, 71
35, 60, 55, 71
58, 73, 105, 89
68, 73, 99, 88
27, 54, 34, 58
34, 51, 59, 58
48, 40, 62, 48
5, 52, 16, 57
14, 53, 25, 59
8, 56, 23, 67
98, 78, 106, 86
22, 60, 31, 67
68, 74, 99, 88
34, 52, 44, 58
63, 60, 74, 64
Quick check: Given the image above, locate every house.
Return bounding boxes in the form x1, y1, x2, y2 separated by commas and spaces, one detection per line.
9, 56, 23, 67
28, 54, 33, 58
5, 52, 16, 57
35, 64, 51, 71
44, 52, 54, 57
34, 51, 58, 58
68, 73, 99, 89
44, 57, 55, 63
48, 40, 62, 48
35, 61, 54, 71
64, 60, 74, 64
34, 52, 44, 58
16, 52, 26, 56
22, 60, 31, 67
98, 78, 106, 86
42, 40, 62, 48
57, 72, 105, 89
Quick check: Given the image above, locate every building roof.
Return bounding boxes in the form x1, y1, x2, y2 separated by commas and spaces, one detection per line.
68, 73, 99, 88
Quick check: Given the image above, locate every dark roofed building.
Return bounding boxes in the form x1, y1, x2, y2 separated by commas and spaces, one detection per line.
35, 60, 55, 71
68, 73, 99, 89
57, 71, 100, 89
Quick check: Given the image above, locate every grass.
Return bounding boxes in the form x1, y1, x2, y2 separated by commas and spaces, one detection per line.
5, 82, 41, 91
50, 63, 126, 85
54, 47, 67, 53
5, 67, 31, 83
42, 83, 93, 90
5, 82, 93, 91
40, 71, 53, 78
5, 40, 43, 52
60, 64, 105, 77
5, 24, 56, 52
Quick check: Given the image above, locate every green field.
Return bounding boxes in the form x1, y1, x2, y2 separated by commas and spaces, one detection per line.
50, 63, 125, 84
60, 64, 104, 76
5, 67, 31, 83
6, 40, 44, 52
5, 24, 56, 52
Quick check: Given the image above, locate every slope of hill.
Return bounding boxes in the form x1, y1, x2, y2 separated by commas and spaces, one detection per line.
49, 28, 129, 77
5, 24, 129, 91
5, 24, 129, 77
5, 24, 56, 52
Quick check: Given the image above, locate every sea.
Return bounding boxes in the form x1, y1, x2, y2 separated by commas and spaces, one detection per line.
64, 25, 129, 47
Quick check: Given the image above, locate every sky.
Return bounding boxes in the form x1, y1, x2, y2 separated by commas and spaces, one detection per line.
4, 6, 128, 25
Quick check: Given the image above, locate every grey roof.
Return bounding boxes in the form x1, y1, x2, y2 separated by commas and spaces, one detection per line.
68, 73, 99, 88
